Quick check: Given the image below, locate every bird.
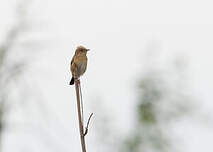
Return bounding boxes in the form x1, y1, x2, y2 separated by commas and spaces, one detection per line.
69, 46, 90, 85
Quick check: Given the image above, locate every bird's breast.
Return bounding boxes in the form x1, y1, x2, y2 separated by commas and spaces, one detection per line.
75, 56, 87, 75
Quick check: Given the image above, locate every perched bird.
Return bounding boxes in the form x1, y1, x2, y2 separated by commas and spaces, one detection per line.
69, 46, 90, 85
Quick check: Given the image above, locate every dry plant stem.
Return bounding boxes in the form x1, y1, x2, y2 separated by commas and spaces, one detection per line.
74, 79, 86, 152
84, 113, 93, 136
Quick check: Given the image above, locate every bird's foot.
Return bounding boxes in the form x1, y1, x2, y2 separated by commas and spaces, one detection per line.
74, 78, 80, 84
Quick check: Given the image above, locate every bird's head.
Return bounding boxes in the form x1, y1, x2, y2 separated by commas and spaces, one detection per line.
75, 46, 90, 56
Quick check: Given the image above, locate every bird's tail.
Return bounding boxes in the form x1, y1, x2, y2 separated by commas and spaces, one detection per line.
69, 77, 74, 85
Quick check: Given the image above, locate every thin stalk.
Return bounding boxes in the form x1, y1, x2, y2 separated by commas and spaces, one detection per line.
74, 80, 86, 152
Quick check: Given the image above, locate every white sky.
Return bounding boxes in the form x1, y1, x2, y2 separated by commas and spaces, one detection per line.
1, 0, 213, 152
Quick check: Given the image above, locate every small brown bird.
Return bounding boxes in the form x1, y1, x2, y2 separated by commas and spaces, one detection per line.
69, 46, 90, 85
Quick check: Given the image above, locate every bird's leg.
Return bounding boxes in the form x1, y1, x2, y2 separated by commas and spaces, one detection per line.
75, 78, 80, 85
77, 79, 80, 84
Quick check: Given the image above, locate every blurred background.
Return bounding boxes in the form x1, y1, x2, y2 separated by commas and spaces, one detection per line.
0, 0, 213, 152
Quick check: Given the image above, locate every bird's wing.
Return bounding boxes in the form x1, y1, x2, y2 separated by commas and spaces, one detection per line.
71, 56, 74, 65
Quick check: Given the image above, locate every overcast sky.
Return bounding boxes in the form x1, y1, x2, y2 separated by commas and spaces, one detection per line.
0, 0, 213, 152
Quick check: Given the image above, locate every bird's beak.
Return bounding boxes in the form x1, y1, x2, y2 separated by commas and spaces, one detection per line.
86, 49, 90, 51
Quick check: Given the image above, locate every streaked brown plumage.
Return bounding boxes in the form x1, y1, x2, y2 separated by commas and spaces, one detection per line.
69, 46, 90, 85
